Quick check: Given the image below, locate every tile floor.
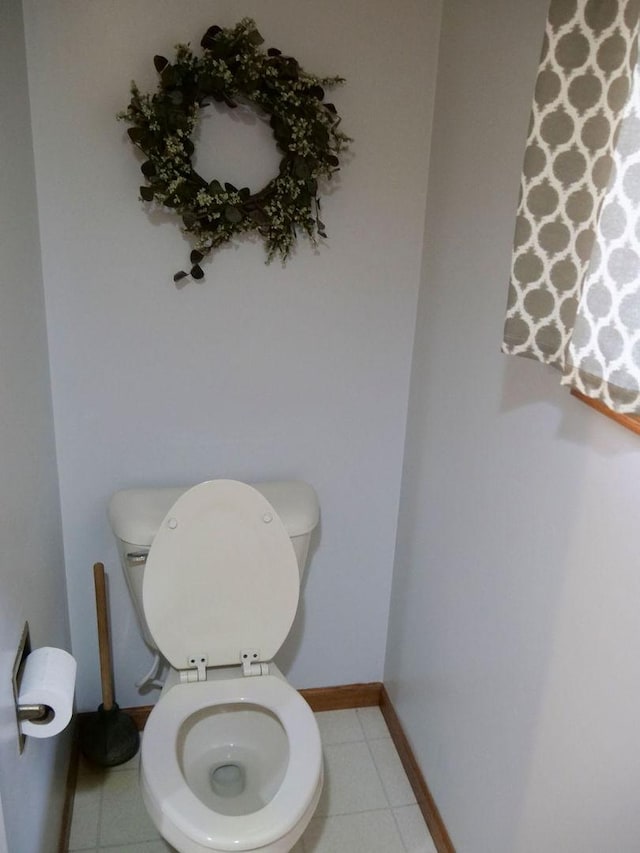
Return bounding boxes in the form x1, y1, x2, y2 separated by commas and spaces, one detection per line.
68, 706, 437, 853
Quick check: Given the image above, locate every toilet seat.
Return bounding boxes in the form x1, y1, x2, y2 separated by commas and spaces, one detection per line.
143, 479, 300, 672
141, 675, 323, 852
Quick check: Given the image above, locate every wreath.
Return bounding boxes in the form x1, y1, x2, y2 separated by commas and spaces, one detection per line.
119, 18, 350, 282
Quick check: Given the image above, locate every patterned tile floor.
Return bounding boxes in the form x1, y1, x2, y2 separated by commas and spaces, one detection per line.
68, 706, 437, 853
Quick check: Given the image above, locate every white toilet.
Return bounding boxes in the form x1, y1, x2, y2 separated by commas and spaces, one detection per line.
108, 479, 323, 853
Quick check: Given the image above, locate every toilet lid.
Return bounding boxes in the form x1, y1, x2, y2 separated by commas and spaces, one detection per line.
143, 480, 300, 671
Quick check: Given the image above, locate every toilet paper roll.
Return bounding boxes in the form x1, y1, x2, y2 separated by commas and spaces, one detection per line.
18, 647, 77, 738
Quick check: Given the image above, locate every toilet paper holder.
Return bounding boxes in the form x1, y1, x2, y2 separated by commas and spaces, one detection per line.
17, 703, 55, 724
13, 621, 31, 751
11, 622, 56, 750
12, 622, 76, 750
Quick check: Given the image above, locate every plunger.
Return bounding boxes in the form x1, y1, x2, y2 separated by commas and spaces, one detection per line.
79, 562, 140, 766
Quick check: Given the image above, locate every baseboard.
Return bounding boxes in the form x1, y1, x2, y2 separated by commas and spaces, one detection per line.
380, 685, 455, 853
299, 680, 382, 711
120, 704, 152, 731
76, 681, 454, 852
58, 718, 79, 853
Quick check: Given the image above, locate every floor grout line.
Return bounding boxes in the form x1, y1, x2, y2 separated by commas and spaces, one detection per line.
96, 780, 104, 850
390, 806, 411, 853
364, 734, 393, 809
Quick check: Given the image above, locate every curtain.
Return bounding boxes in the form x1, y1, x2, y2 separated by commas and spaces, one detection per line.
502, 0, 640, 414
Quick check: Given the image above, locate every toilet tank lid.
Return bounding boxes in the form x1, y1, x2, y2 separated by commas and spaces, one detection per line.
108, 480, 319, 547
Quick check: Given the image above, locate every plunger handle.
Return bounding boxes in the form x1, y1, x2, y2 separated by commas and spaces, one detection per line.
93, 562, 115, 711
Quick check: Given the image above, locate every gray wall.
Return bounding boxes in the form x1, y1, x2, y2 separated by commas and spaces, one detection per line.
0, 1, 71, 850
385, 1, 640, 851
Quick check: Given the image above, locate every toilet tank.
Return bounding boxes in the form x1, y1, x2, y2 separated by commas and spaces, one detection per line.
108, 480, 319, 651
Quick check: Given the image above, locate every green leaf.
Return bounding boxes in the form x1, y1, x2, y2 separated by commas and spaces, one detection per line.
191, 172, 208, 189
190, 249, 204, 264
248, 208, 268, 225
224, 182, 238, 193
127, 127, 145, 144
200, 25, 222, 50
224, 205, 242, 224
280, 58, 300, 80
294, 157, 310, 180
270, 117, 290, 146
153, 55, 169, 73
206, 41, 232, 61
314, 126, 330, 147
182, 212, 198, 228
141, 161, 156, 177
190, 264, 204, 280
173, 270, 188, 282
199, 74, 224, 96
140, 186, 155, 202
209, 180, 223, 194
161, 65, 178, 88
247, 27, 265, 46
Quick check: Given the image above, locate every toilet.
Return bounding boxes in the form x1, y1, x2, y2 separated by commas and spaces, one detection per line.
108, 479, 323, 853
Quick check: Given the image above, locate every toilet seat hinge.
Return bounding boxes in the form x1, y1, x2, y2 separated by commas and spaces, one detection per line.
180, 654, 208, 682
240, 649, 269, 677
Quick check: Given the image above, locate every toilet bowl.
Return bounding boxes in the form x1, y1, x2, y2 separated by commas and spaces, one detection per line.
109, 479, 323, 853
142, 674, 323, 852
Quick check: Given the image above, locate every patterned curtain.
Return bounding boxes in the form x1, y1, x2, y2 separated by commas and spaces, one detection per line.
503, 0, 640, 414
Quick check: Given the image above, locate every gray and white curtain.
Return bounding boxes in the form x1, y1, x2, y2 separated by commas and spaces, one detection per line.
503, 0, 640, 414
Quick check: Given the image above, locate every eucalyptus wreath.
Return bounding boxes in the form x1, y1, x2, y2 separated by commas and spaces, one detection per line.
119, 18, 350, 281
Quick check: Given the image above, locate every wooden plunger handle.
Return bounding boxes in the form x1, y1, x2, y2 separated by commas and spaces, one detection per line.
93, 562, 114, 711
